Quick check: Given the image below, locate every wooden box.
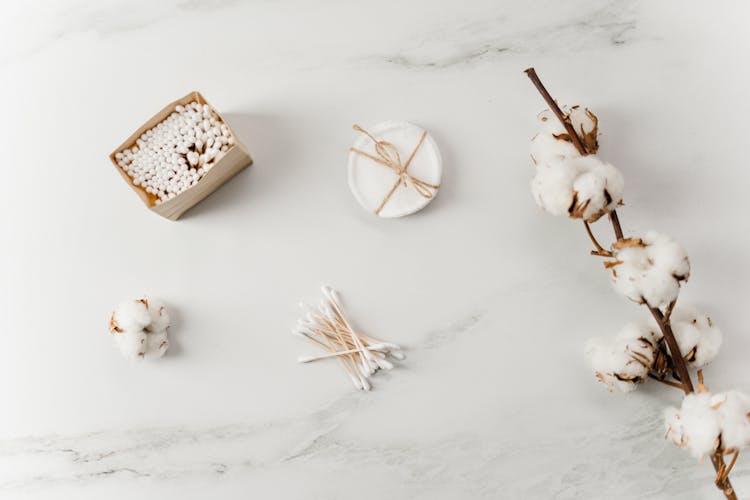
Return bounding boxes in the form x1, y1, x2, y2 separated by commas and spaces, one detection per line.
109, 91, 252, 220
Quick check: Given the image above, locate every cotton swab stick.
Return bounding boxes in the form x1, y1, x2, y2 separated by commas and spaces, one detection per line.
321, 288, 374, 369
298, 343, 392, 363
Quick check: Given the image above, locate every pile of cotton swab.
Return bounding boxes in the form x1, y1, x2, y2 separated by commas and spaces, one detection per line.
293, 286, 404, 391
114, 101, 235, 204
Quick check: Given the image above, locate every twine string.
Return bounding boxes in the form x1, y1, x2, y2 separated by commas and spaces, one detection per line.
350, 124, 440, 215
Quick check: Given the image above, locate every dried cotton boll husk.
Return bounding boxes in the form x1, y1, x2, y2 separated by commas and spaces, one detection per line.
530, 155, 624, 222
566, 105, 599, 154
664, 392, 721, 459
652, 307, 722, 368
584, 322, 659, 393
607, 232, 690, 309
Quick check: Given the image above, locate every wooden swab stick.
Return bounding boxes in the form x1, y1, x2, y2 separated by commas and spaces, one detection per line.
298, 343, 392, 363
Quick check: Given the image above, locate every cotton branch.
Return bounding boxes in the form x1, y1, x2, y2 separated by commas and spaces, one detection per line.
525, 68, 624, 242
524, 67, 737, 500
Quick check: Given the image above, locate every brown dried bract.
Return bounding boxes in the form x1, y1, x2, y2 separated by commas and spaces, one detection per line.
683, 346, 698, 364
548, 105, 600, 154
567, 190, 614, 223
575, 106, 599, 154
612, 237, 645, 250
651, 344, 672, 380
552, 132, 572, 143
604, 259, 623, 269
109, 313, 123, 333
568, 192, 591, 219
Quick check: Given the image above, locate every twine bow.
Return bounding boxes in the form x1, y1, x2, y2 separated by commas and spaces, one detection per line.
350, 124, 440, 215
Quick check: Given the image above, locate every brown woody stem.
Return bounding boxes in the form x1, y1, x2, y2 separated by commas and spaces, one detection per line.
609, 210, 624, 241
648, 306, 694, 394
583, 221, 612, 256
647, 373, 683, 390
714, 453, 738, 500
525, 67, 737, 499
524, 67, 588, 156
525, 67, 624, 242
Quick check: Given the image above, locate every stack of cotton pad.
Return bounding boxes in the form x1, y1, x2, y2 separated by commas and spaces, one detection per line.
348, 121, 442, 217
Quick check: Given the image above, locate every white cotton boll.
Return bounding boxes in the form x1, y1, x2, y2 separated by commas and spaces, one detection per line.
530, 155, 623, 222
567, 106, 598, 137
668, 307, 722, 367
664, 393, 721, 459
571, 160, 624, 220
711, 391, 750, 451
146, 329, 169, 358
534, 105, 599, 153
664, 406, 683, 447
584, 323, 658, 393
112, 329, 148, 360
530, 159, 577, 216
665, 390, 750, 458
537, 106, 597, 137
111, 299, 150, 332
109, 297, 171, 360
609, 232, 690, 309
530, 132, 580, 165
146, 298, 170, 332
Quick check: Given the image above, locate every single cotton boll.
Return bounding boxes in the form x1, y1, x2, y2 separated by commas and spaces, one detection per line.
659, 307, 722, 368
584, 322, 658, 393
536, 107, 596, 138
568, 156, 623, 221
665, 390, 750, 458
530, 155, 623, 222
109, 297, 171, 360
664, 393, 720, 459
608, 232, 690, 309
535, 105, 599, 153
110, 299, 151, 332
711, 391, 750, 451
567, 106, 599, 151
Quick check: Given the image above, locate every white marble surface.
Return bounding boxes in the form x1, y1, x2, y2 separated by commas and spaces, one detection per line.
2, 0, 750, 498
